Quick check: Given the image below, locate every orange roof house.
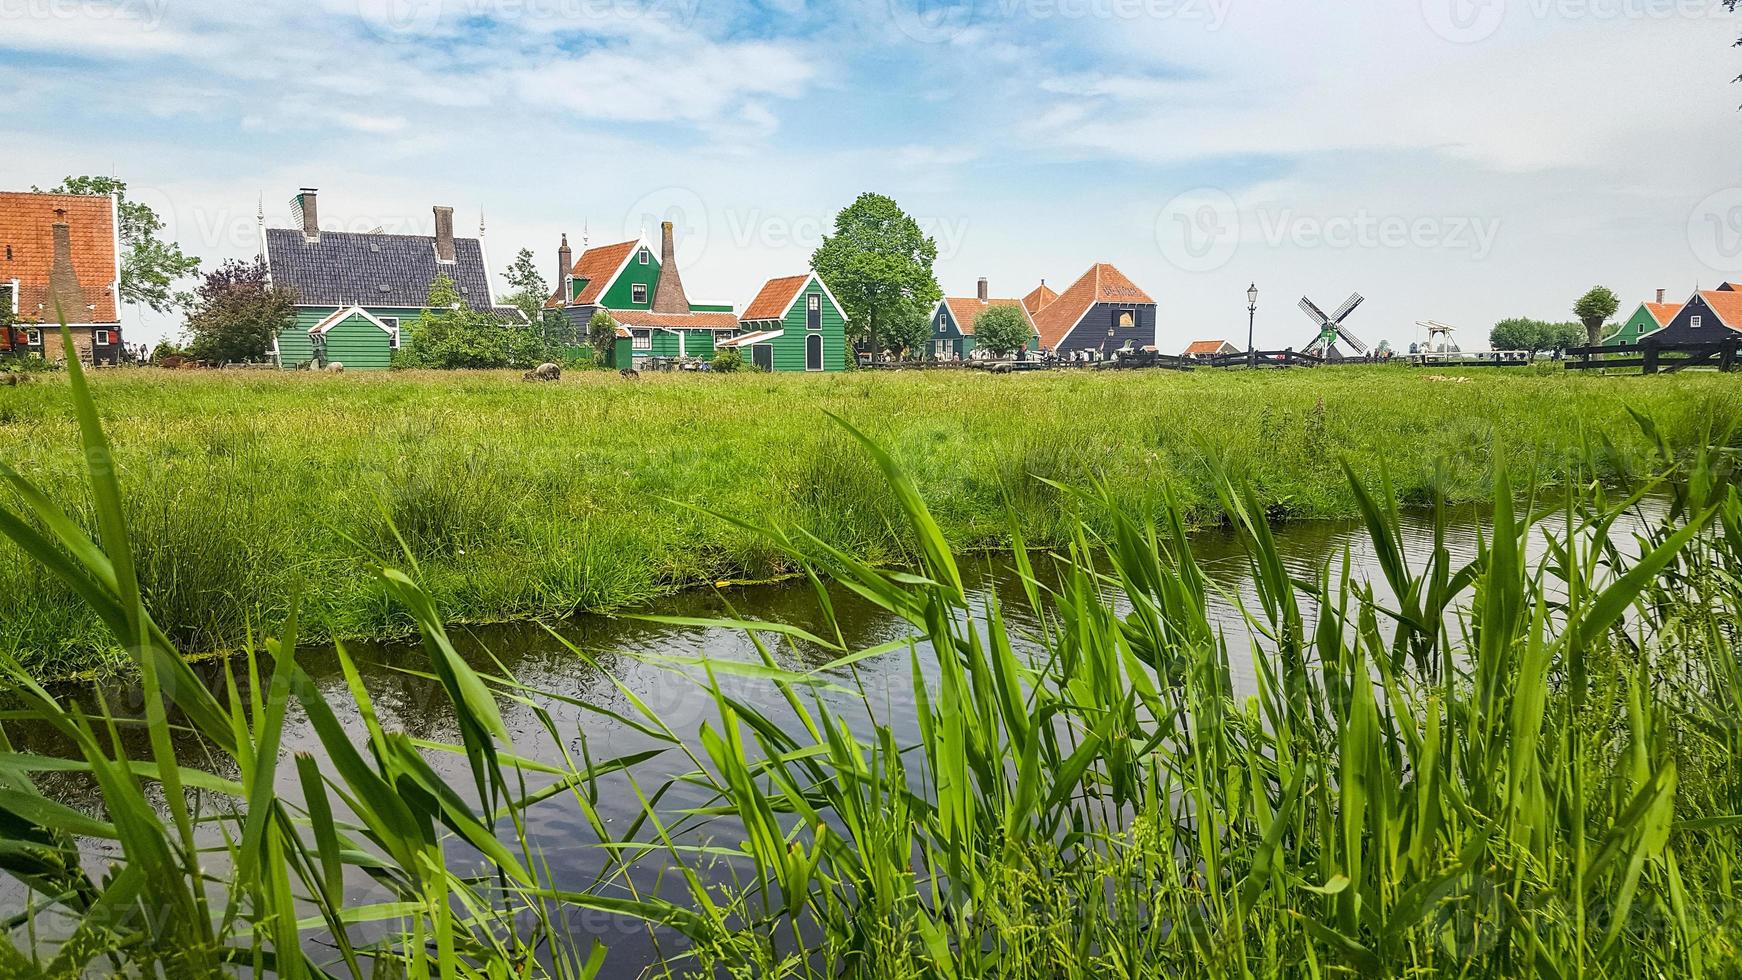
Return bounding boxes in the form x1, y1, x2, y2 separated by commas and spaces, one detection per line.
1646, 288, 1742, 346
0, 191, 124, 363
926, 278, 1041, 358
1183, 339, 1239, 358
1022, 281, 1058, 315
1028, 263, 1157, 354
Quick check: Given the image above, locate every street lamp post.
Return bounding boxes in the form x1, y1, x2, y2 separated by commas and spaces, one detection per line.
1246, 283, 1259, 369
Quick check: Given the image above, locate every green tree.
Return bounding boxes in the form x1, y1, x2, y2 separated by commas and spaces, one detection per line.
1491, 317, 1548, 353
34, 176, 201, 314
973, 305, 1031, 357
182, 258, 294, 363
587, 311, 619, 367
1573, 286, 1620, 347
398, 274, 554, 369
502, 248, 550, 326
810, 193, 941, 360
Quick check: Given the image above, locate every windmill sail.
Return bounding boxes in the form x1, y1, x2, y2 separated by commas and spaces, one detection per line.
1329, 292, 1364, 324
1299, 297, 1331, 325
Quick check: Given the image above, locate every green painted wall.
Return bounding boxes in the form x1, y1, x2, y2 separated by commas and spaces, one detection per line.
632, 327, 721, 360
279, 306, 420, 368
739, 279, 847, 372
1604, 305, 1666, 346
314, 312, 394, 371
598, 250, 661, 309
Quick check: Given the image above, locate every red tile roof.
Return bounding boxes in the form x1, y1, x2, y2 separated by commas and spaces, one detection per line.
545, 239, 641, 308
741, 274, 810, 321
1184, 339, 1234, 355
0, 191, 120, 324
1644, 302, 1680, 327
943, 296, 1032, 336
1699, 290, 1742, 329
1030, 263, 1155, 350
611, 309, 740, 329
1022, 282, 1058, 315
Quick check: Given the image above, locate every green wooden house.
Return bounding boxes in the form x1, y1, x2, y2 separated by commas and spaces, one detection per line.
547, 222, 736, 364
308, 307, 398, 369
926, 279, 1041, 360
262, 189, 515, 370
724, 272, 848, 371
1603, 296, 1679, 346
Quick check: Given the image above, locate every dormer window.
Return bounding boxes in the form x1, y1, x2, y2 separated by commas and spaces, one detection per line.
632, 283, 648, 304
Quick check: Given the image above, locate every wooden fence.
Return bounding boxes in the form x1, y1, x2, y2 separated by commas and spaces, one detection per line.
1564, 337, 1741, 375
1204, 349, 1325, 369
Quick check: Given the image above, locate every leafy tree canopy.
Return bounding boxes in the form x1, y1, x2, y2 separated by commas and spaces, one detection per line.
33, 176, 201, 314
973, 305, 1031, 357
397, 274, 555, 369
1490, 317, 1585, 354
587, 311, 619, 364
183, 258, 295, 363
1572, 287, 1621, 346
810, 193, 941, 360
502, 248, 550, 326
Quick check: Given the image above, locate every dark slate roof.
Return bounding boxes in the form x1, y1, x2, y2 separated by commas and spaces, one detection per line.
265, 227, 496, 312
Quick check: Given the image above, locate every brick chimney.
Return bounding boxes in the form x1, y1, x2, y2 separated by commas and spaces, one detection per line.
47, 209, 86, 322
292, 188, 319, 241
1656, 288, 1666, 304
977, 277, 988, 301
433, 206, 455, 263
650, 220, 690, 314
557, 233, 572, 304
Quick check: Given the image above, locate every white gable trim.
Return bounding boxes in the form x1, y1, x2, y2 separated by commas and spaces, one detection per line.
586, 235, 658, 304
773, 272, 846, 323
310, 305, 395, 336
718, 329, 784, 349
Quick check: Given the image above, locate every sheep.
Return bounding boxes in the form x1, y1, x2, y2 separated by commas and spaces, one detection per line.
523, 362, 561, 382
324, 362, 345, 374
619, 367, 640, 379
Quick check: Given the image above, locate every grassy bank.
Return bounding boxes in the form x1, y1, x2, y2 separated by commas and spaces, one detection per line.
2, 365, 1738, 676
2, 355, 1739, 976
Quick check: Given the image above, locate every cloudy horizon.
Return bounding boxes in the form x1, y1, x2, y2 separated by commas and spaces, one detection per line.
4, 0, 1739, 351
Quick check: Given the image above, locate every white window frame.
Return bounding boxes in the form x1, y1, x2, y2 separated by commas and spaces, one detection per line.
1691, 315, 1703, 329
380, 317, 401, 349
639, 249, 650, 265
632, 283, 648, 305
25, 328, 41, 345
94, 329, 111, 345
632, 329, 652, 351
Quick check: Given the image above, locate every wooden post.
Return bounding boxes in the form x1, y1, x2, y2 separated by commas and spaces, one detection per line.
1642, 346, 1658, 375
1722, 340, 1737, 374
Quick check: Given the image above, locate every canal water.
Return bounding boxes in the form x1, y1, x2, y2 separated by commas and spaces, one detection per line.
2, 504, 1607, 973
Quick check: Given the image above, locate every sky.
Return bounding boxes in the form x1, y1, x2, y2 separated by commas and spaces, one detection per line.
3, 0, 1740, 351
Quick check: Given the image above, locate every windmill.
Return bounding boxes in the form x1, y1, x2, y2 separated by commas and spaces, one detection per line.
1299, 292, 1369, 359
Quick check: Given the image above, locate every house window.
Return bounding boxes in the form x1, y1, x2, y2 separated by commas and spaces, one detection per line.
1691, 315, 1703, 329
25, 329, 41, 345
1117, 310, 1136, 329
639, 249, 650, 265
94, 329, 111, 345
632, 283, 648, 304
632, 329, 652, 350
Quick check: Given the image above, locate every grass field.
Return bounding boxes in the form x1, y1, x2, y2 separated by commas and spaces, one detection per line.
2, 364, 1738, 677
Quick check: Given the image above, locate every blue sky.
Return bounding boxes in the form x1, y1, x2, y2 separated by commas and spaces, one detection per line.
3, 0, 1739, 349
